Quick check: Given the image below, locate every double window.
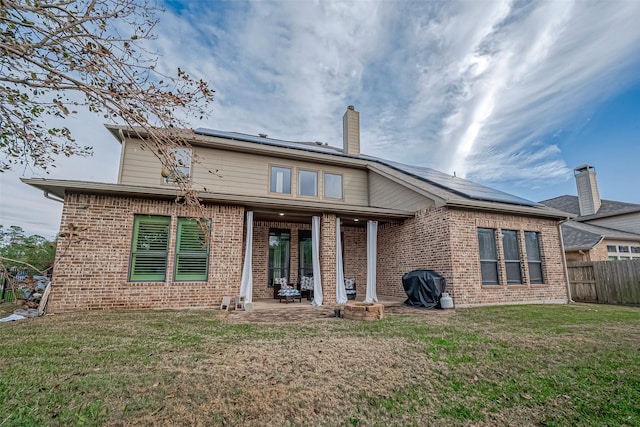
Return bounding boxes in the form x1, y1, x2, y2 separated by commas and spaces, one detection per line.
129, 215, 209, 282
477, 228, 544, 285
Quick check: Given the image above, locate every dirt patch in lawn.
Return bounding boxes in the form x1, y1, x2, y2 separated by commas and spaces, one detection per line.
224, 304, 456, 324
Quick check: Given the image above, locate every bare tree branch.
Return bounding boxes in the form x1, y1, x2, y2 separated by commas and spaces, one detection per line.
0, 0, 215, 216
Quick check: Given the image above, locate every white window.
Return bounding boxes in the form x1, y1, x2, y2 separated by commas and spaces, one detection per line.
298, 170, 317, 197
164, 147, 192, 183
270, 166, 291, 194
324, 173, 343, 199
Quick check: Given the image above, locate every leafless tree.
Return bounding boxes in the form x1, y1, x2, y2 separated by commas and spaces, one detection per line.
0, 0, 214, 208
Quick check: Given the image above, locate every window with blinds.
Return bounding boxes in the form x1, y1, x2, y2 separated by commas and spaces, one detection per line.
478, 228, 499, 285
502, 230, 523, 284
525, 231, 544, 284
129, 216, 171, 281
174, 218, 210, 281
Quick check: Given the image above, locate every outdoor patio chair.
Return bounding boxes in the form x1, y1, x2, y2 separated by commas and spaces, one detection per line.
345, 278, 356, 300
275, 277, 301, 303
300, 275, 314, 301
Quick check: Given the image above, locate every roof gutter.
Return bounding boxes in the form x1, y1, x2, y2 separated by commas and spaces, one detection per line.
446, 200, 572, 220
43, 192, 64, 204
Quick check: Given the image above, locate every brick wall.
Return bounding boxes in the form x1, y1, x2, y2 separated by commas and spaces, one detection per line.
50, 193, 244, 312
320, 214, 337, 304
448, 208, 568, 307
52, 194, 568, 312
377, 207, 569, 307
342, 226, 367, 293
377, 207, 454, 298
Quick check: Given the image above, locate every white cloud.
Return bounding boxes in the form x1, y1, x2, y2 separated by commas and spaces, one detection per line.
3, 0, 640, 236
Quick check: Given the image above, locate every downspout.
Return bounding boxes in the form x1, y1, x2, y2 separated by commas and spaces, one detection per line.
558, 218, 574, 303
44, 192, 64, 203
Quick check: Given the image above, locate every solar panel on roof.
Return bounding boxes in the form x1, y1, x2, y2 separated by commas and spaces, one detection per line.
364, 156, 541, 207
194, 128, 344, 156
194, 128, 541, 208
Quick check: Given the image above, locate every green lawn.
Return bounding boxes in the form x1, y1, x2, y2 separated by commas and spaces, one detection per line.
0, 303, 639, 426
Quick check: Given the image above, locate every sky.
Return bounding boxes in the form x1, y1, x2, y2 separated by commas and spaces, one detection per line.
1, 0, 640, 239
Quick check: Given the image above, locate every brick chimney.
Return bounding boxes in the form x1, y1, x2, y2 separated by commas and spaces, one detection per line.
342, 105, 360, 156
574, 164, 601, 216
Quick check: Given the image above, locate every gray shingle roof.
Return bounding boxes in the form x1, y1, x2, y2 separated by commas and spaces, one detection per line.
541, 195, 640, 220
195, 128, 541, 208
561, 220, 640, 250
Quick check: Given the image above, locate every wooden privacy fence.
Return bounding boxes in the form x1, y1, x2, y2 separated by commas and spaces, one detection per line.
567, 260, 640, 305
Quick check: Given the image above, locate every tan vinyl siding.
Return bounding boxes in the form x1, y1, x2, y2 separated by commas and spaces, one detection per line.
119, 138, 163, 186
369, 172, 434, 211
119, 139, 369, 205
192, 147, 368, 205
589, 212, 640, 234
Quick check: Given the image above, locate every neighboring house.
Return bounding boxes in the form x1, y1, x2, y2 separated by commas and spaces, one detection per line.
24, 106, 571, 312
541, 165, 640, 262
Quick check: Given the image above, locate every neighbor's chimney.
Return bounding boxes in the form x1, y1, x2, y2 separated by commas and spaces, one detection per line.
574, 164, 601, 216
343, 105, 360, 156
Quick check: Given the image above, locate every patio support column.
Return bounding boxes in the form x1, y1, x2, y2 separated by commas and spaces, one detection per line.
365, 220, 378, 303
239, 210, 253, 303
320, 213, 337, 305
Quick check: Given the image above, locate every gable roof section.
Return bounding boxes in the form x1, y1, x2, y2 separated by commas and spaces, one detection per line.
104, 125, 571, 219
541, 195, 640, 220
561, 220, 640, 251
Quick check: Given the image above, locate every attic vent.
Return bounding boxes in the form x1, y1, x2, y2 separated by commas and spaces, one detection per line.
315, 141, 323, 145
258, 133, 268, 138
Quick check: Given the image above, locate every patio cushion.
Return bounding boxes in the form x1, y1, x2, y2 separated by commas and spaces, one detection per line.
274, 277, 292, 289
278, 288, 301, 297
300, 276, 314, 291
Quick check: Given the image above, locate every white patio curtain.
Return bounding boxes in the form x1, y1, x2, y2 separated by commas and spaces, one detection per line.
311, 215, 323, 306
365, 220, 378, 303
239, 210, 253, 303
335, 218, 347, 304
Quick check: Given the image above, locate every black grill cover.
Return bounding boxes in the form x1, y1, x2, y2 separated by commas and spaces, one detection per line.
402, 269, 446, 309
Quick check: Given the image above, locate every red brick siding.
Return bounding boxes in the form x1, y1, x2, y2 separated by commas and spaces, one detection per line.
377, 208, 453, 298
320, 214, 337, 304
52, 194, 567, 312
377, 207, 569, 307
343, 226, 367, 293
50, 193, 244, 312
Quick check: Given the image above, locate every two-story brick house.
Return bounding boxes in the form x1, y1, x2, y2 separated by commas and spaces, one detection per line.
23, 106, 572, 312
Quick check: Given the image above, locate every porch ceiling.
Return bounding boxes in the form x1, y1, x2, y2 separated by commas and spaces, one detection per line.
252, 209, 396, 227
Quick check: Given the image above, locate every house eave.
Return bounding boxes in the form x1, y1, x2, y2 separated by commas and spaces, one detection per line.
445, 199, 573, 220
105, 124, 370, 169
21, 178, 415, 220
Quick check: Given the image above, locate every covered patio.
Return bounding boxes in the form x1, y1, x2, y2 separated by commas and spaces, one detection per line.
238, 207, 411, 307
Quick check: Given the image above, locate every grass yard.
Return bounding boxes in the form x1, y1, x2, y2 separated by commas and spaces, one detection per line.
0, 303, 639, 426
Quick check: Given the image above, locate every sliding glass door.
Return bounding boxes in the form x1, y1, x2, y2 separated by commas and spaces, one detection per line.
298, 230, 313, 279
268, 229, 290, 287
